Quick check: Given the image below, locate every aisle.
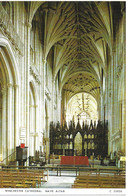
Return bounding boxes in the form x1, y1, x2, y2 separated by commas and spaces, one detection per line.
40, 171, 75, 188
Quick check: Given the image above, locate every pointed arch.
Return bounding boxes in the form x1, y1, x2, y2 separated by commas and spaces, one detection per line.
29, 80, 39, 156
0, 36, 20, 163
0, 35, 20, 85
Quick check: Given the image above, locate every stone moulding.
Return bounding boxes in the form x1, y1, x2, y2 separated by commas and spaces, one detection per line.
116, 63, 123, 78
45, 86, 51, 101
30, 66, 41, 85
111, 130, 122, 141
0, 3, 23, 55
116, 46, 123, 78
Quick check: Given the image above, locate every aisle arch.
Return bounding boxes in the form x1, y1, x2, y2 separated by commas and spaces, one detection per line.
29, 80, 39, 156
0, 36, 20, 163
0, 35, 19, 85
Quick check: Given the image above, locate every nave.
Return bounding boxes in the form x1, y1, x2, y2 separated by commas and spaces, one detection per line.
0, 1, 126, 190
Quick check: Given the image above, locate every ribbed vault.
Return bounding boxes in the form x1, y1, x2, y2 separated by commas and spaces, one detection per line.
67, 92, 98, 125
30, 1, 121, 117
62, 73, 100, 101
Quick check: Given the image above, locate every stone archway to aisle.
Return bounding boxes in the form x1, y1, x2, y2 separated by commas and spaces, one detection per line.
29, 81, 39, 157
0, 37, 19, 163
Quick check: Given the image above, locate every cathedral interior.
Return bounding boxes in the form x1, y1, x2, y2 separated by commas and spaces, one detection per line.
0, 1, 126, 189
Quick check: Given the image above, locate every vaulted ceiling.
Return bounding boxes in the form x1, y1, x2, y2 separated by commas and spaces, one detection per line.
29, 1, 122, 103
67, 92, 98, 122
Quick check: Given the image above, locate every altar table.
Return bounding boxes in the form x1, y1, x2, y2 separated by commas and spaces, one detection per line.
60, 156, 89, 166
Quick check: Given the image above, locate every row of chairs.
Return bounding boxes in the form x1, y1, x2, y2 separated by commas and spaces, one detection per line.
0, 168, 48, 188
72, 173, 125, 188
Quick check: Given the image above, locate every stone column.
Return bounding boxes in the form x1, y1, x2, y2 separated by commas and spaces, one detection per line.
115, 50, 119, 134
51, 78, 55, 122
14, 84, 19, 149
63, 90, 67, 124
1, 86, 7, 162
29, 104, 32, 135
57, 92, 61, 122
108, 51, 114, 153
6, 83, 13, 163
97, 95, 100, 120
34, 104, 39, 152
42, 59, 46, 133
111, 51, 115, 135
100, 90, 103, 120
45, 115, 49, 162
122, 98, 126, 152
122, 12, 126, 153
29, 103, 32, 155
0, 89, 2, 156
25, 22, 31, 159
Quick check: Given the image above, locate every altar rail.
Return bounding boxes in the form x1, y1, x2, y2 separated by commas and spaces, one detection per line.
35, 165, 125, 177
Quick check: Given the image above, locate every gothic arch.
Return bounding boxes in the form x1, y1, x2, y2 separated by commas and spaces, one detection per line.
29, 81, 39, 156
0, 36, 19, 163
28, 2, 44, 24
0, 35, 19, 85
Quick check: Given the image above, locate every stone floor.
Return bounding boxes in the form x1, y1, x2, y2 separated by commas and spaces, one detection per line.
40, 171, 75, 188
39, 162, 125, 189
